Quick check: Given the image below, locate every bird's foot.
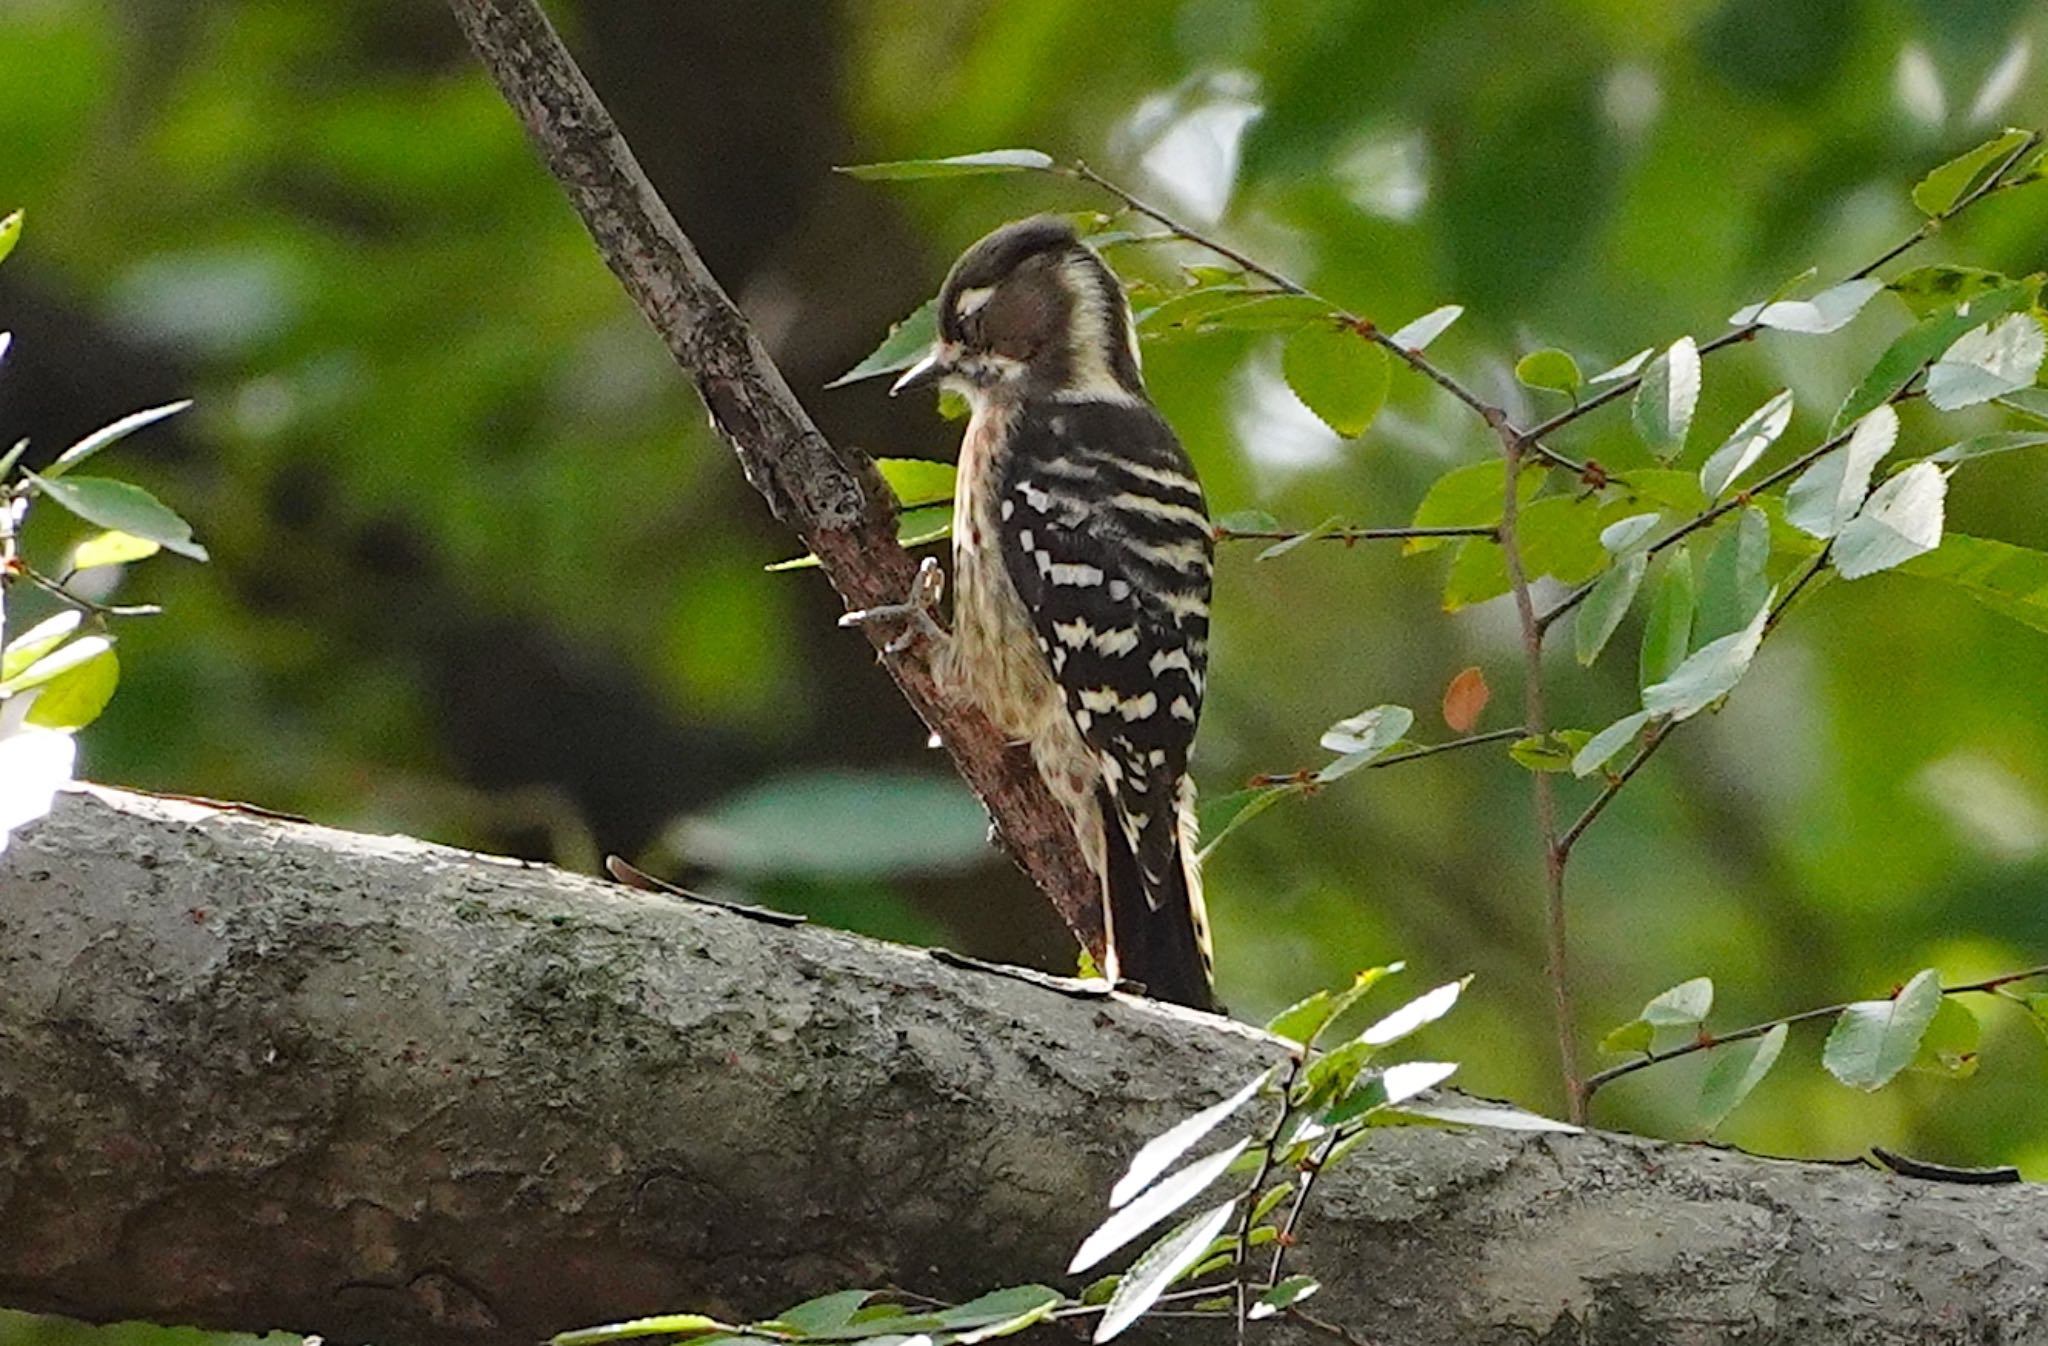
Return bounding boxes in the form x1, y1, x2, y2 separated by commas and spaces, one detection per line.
839, 555, 947, 654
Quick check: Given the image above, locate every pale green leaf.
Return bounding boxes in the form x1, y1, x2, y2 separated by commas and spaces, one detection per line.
837, 149, 1055, 180
71, 530, 162, 570
1071, 1139, 1248, 1274
1911, 129, 2030, 215
876, 458, 957, 508
1835, 463, 1947, 579
1575, 550, 1648, 666
42, 400, 193, 479
1926, 313, 2046, 410
1785, 406, 1898, 539
1093, 1201, 1238, 1342
2, 611, 83, 681
1573, 709, 1651, 777
1248, 1276, 1320, 1321
1697, 1023, 1787, 1132
1822, 969, 1943, 1091
1514, 347, 1582, 394
1358, 978, 1466, 1046
1641, 976, 1714, 1027
22, 642, 119, 731
1109, 1068, 1270, 1208
1699, 389, 1794, 499
1632, 336, 1701, 460
552, 1315, 730, 1346
1387, 305, 1462, 352
1694, 509, 1770, 645
1730, 278, 1882, 334
1316, 704, 1414, 779
1833, 279, 2040, 433
1282, 324, 1390, 438
828, 298, 939, 388
1, 634, 112, 697
1929, 430, 2048, 465
1642, 596, 1771, 721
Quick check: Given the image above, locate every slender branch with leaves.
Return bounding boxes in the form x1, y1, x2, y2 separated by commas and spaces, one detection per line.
830, 126, 2048, 1130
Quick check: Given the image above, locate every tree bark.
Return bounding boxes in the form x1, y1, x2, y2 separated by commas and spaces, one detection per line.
439, 0, 1104, 959
1, 787, 2044, 1346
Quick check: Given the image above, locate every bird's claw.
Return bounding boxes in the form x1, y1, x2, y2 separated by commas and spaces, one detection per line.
839, 556, 947, 654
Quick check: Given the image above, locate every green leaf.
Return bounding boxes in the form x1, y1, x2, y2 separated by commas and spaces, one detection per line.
1641, 976, 1714, 1027
0, 437, 25, 480
2022, 992, 2048, 1044
1575, 550, 1648, 666
1639, 547, 1696, 688
767, 503, 950, 571
1248, 1183, 1292, 1225
1930, 430, 2048, 465
778, 1291, 876, 1336
1631, 337, 1701, 460
1833, 279, 2040, 433
1694, 509, 1770, 646
1908, 996, 1979, 1079
1213, 508, 1281, 534
1888, 265, 2010, 319
1599, 1019, 1654, 1055
1642, 597, 1771, 721
2, 611, 83, 681
1785, 406, 1898, 539
552, 1315, 730, 1346
1599, 513, 1660, 554
1441, 494, 1615, 610
0, 209, 20, 267
1195, 784, 1300, 863
1404, 461, 1539, 554
1316, 704, 1414, 780
1699, 390, 1794, 500
1509, 730, 1590, 772
1899, 533, 2048, 634
42, 400, 193, 480
1994, 387, 2048, 424
1729, 278, 1882, 335
1264, 963, 1402, 1048
26, 474, 208, 561
875, 458, 956, 508
1697, 1023, 1787, 1132
1357, 978, 1466, 1047
1079, 1277, 1120, 1307
22, 641, 119, 731
1071, 1139, 1249, 1274
1387, 305, 1462, 352
1589, 348, 1652, 384
1388, 1099, 1578, 1132
1911, 129, 2031, 216
1109, 1068, 1271, 1207
1, 634, 112, 697
1822, 969, 1944, 1091
1514, 347, 1582, 395
1093, 1201, 1238, 1342
1573, 710, 1651, 777
940, 1287, 1065, 1337
828, 298, 940, 389
1249, 1276, 1320, 1321
836, 148, 1055, 180
1257, 514, 1340, 560
1324, 1060, 1457, 1125
1926, 313, 2047, 410
1835, 463, 1947, 580
1282, 324, 1390, 438
71, 530, 162, 570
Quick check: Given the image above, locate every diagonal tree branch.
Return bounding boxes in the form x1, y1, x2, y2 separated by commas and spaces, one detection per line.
442, 0, 1103, 956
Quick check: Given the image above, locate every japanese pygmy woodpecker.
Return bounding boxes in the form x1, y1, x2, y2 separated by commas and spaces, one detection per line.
892, 216, 1216, 1010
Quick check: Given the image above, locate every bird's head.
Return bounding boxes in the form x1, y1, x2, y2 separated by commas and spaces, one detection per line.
892, 215, 1144, 404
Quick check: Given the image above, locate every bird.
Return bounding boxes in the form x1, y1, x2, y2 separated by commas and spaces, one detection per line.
854, 215, 1216, 1010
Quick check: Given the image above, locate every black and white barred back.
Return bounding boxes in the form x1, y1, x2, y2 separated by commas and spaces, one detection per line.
997, 398, 1215, 997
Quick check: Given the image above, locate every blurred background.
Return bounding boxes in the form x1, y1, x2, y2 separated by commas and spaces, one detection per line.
4, 2, 2048, 1334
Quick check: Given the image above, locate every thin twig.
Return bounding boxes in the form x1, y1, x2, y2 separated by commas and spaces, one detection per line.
1583, 963, 2048, 1101
1523, 130, 2042, 441
1233, 1057, 1300, 1346
1557, 719, 1673, 860
1215, 523, 1498, 545
1060, 163, 1590, 479
1247, 727, 1527, 787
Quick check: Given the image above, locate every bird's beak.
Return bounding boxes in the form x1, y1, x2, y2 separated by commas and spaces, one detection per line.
890, 347, 949, 397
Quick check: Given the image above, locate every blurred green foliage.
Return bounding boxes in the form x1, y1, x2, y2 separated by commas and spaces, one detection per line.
6, 1, 2048, 1336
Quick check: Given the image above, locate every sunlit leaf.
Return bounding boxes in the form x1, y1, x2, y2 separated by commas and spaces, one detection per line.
1699, 389, 1794, 499
828, 299, 940, 388
1641, 976, 1714, 1027
22, 641, 119, 731
0, 209, 20, 267
0, 727, 75, 858
1833, 279, 2040, 432
1730, 278, 1882, 335
1575, 550, 1647, 666
1632, 336, 1701, 460
1573, 710, 1650, 777
1358, 978, 1466, 1046
1325, 1060, 1458, 1124
1212, 508, 1281, 535
1834, 463, 1947, 579
1785, 405, 1898, 539
1071, 1139, 1248, 1273
2, 611, 83, 681
1822, 969, 1943, 1091
1697, 1023, 1787, 1132
1316, 704, 1414, 779
1926, 313, 2046, 410
1282, 324, 1390, 438
1388, 1099, 1578, 1132
26, 474, 208, 561
1589, 347, 1652, 384
837, 149, 1056, 180
1910, 128, 2031, 216
0, 634, 112, 697
1599, 1018, 1653, 1055
71, 530, 162, 570
876, 458, 957, 508
42, 400, 193, 479
1093, 1200, 1237, 1342
1109, 1067, 1270, 1208
551, 1315, 730, 1346
1642, 596, 1771, 721
1514, 347, 1582, 395
1639, 547, 1696, 688
1387, 304, 1462, 352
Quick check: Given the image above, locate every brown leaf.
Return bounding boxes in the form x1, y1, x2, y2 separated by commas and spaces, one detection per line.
1442, 666, 1490, 733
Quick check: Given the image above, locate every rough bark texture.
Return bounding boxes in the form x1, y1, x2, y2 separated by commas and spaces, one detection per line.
441, 0, 1104, 957
2, 787, 2046, 1346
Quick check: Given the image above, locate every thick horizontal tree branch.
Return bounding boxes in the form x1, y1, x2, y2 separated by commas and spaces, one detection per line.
441, 0, 1104, 956
4, 788, 2047, 1346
